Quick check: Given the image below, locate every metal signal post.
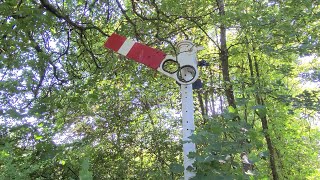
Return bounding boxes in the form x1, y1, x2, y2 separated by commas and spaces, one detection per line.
104, 34, 202, 180
177, 41, 202, 179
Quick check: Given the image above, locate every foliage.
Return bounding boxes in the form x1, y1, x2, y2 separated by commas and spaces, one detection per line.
0, 0, 319, 179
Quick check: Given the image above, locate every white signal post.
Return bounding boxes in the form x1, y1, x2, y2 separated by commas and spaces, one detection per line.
177, 41, 202, 180
181, 82, 196, 180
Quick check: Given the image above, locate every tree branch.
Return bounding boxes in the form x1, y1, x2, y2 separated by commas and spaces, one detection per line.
39, 0, 109, 37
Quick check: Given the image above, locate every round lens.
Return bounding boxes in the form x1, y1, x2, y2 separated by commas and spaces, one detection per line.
162, 59, 179, 74
177, 65, 196, 83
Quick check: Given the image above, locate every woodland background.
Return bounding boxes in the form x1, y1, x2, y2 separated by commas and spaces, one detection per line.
0, 0, 320, 179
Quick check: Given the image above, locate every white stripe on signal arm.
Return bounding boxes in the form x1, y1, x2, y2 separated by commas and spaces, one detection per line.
117, 39, 135, 56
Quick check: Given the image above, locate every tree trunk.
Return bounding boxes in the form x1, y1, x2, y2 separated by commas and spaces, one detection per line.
204, 91, 209, 116
197, 90, 206, 123
209, 70, 216, 115
247, 49, 279, 180
216, 0, 236, 109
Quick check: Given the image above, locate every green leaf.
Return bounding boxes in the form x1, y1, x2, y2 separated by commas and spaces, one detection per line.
169, 163, 184, 173
251, 105, 267, 117
236, 97, 248, 106
222, 107, 238, 120
34, 134, 43, 140
228, 106, 237, 113
88, 93, 98, 100
251, 105, 265, 110
37, 122, 44, 127
79, 158, 93, 180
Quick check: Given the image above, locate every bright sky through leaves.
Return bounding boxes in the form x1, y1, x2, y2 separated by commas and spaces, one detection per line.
1, 0, 320, 179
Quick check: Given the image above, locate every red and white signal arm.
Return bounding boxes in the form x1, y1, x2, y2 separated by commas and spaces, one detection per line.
104, 33, 199, 84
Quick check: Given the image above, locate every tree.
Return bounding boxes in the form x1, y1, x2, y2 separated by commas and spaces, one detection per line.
1, 0, 319, 179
